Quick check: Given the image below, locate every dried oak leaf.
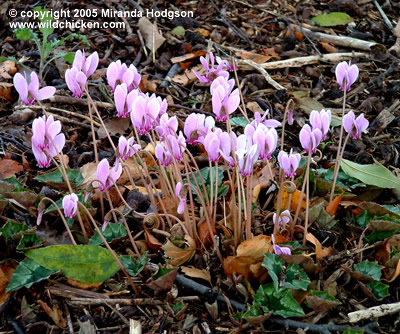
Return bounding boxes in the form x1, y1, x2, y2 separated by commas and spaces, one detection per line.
0, 159, 23, 179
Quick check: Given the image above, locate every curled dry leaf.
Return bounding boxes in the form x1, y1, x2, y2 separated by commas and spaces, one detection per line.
181, 266, 211, 285
0, 60, 17, 80
162, 235, 196, 266
145, 230, 162, 251
38, 300, 67, 329
237, 234, 273, 261
305, 233, 332, 263
137, 17, 165, 52
172, 64, 204, 86
0, 266, 15, 307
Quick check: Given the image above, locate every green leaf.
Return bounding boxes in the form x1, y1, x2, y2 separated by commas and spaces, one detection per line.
3, 176, 25, 191
309, 290, 340, 302
230, 117, 248, 128
262, 253, 284, 290
0, 220, 28, 239
34, 6, 54, 40
14, 28, 35, 41
383, 205, 400, 216
364, 229, 397, 244
17, 233, 43, 250
120, 253, 149, 277
355, 210, 372, 229
89, 223, 127, 245
25, 245, 120, 283
34, 169, 84, 188
243, 305, 263, 319
343, 329, 364, 334
63, 52, 75, 64
353, 261, 383, 281
172, 26, 185, 36
255, 284, 305, 318
341, 159, 400, 191
284, 264, 310, 291
310, 12, 353, 27
6, 258, 56, 292
317, 168, 365, 192
367, 281, 389, 300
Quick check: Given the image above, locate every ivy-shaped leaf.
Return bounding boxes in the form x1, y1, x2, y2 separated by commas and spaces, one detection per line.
89, 223, 127, 245
0, 220, 28, 239
6, 258, 56, 292
262, 253, 284, 290
284, 264, 310, 291
353, 261, 383, 281
367, 281, 389, 300
120, 253, 149, 277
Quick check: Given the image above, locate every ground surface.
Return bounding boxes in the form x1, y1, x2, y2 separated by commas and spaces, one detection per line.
1, 0, 400, 333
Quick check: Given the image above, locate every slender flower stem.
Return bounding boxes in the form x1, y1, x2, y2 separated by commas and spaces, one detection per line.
302, 148, 312, 245
330, 79, 347, 202
213, 161, 219, 224
39, 197, 77, 245
245, 174, 252, 239
330, 132, 351, 197
209, 160, 214, 221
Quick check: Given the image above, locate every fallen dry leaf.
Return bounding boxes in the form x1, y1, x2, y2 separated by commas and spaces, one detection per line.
237, 234, 273, 261
66, 279, 102, 289
320, 41, 338, 53
0, 60, 17, 80
306, 233, 332, 262
137, 17, 165, 53
246, 101, 265, 114
162, 235, 196, 266
236, 51, 279, 64
38, 300, 67, 328
223, 256, 258, 279
96, 118, 130, 139
171, 50, 207, 63
181, 266, 211, 285
0, 266, 15, 307
198, 222, 216, 247
172, 64, 204, 86
0, 82, 14, 102
278, 187, 307, 213
0, 159, 23, 179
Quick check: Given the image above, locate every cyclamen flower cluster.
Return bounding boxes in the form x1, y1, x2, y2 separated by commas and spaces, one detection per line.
299, 109, 331, 154
66, 50, 99, 98
13, 71, 55, 106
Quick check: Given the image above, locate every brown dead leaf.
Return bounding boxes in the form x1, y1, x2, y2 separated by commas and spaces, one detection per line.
0, 159, 23, 179
278, 187, 306, 213
139, 74, 158, 92
162, 235, 196, 266
386, 260, 400, 283
306, 294, 341, 312
236, 50, 279, 64
246, 101, 264, 114
97, 118, 130, 139
223, 256, 258, 279
0, 82, 14, 102
38, 300, 67, 328
237, 234, 273, 261
319, 42, 338, 53
145, 230, 163, 251
0, 266, 15, 306
198, 222, 216, 247
306, 233, 332, 262
0, 60, 17, 80
137, 17, 165, 52
293, 96, 324, 114
195, 28, 210, 37
79, 162, 98, 190
181, 266, 211, 285
172, 64, 204, 86
171, 50, 207, 63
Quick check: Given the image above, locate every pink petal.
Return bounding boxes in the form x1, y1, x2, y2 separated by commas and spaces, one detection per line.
36, 86, 55, 101
28, 72, 40, 94
13, 73, 29, 103
85, 52, 99, 77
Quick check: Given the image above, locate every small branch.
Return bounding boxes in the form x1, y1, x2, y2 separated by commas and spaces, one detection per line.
295, 25, 386, 52
239, 52, 368, 71
240, 59, 286, 90
348, 302, 400, 323
374, 0, 394, 31
49, 96, 114, 109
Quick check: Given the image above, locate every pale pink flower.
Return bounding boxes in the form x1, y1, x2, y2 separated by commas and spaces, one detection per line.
278, 149, 301, 178
96, 159, 122, 192
118, 136, 141, 160
335, 61, 359, 92
343, 111, 369, 139
13, 72, 55, 105
62, 193, 79, 218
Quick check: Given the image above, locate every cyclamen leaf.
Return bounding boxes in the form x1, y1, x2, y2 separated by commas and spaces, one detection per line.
367, 281, 389, 300
284, 264, 311, 291
120, 253, 149, 277
25, 245, 120, 283
0, 220, 28, 239
353, 261, 383, 281
341, 159, 400, 191
6, 258, 56, 292
89, 223, 127, 245
230, 117, 248, 128
34, 169, 84, 188
262, 253, 284, 291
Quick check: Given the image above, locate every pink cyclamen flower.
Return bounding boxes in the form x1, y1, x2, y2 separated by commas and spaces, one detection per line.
184, 113, 207, 145
335, 61, 359, 92
287, 109, 294, 126
72, 50, 99, 78
343, 111, 369, 139
272, 234, 291, 256
114, 84, 139, 118
210, 77, 240, 122
107, 60, 141, 92
272, 210, 291, 229
310, 109, 331, 140
193, 52, 229, 83
219, 131, 236, 167
62, 193, 79, 218
65, 67, 87, 98
299, 124, 322, 154
14, 71, 55, 105
166, 132, 186, 161
204, 132, 221, 162
155, 143, 172, 166
96, 159, 122, 192
118, 135, 141, 160
156, 114, 178, 139
236, 134, 260, 176
130, 95, 161, 135
175, 182, 187, 214
253, 124, 278, 160
251, 111, 281, 129
31, 115, 65, 168
278, 149, 301, 178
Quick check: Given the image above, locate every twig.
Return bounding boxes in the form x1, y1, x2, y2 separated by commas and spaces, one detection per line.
374, 1, 394, 31
69, 296, 200, 305
240, 59, 286, 91
348, 302, 400, 323
49, 96, 114, 109
239, 52, 368, 70
269, 318, 379, 334
389, 19, 400, 56
295, 25, 386, 52
160, 63, 182, 88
